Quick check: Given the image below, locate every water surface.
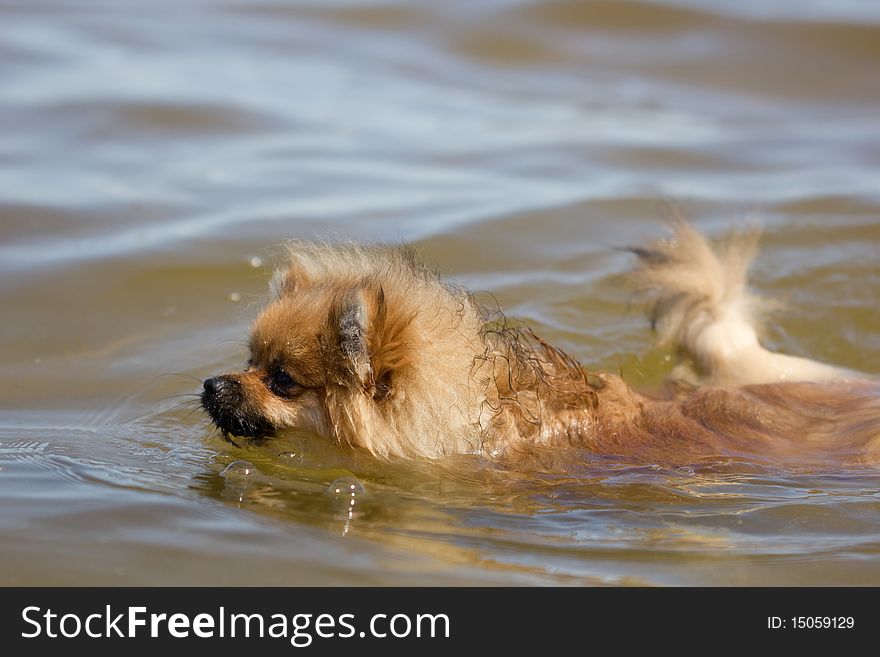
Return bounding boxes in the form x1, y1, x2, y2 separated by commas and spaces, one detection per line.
1, 0, 879, 585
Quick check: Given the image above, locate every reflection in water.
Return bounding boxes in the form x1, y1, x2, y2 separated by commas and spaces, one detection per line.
183, 429, 880, 585
1, 0, 879, 584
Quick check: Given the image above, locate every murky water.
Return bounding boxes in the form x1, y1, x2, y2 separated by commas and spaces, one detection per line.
2, 0, 879, 586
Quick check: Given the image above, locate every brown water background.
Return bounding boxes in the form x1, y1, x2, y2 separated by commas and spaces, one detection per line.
2, 0, 880, 585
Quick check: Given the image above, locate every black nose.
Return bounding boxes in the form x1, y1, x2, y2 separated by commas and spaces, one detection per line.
203, 377, 226, 395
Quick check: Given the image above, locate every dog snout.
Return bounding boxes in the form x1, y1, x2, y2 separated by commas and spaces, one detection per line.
203, 376, 231, 396
202, 375, 244, 407
201, 373, 275, 440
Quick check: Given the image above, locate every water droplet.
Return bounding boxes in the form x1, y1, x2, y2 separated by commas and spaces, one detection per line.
276, 451, 300, 463
228, 292, 241, 302
328, 478, 365, 536
249, 256, 263, 268
221, 460, 255, 478
328, 477, 365, 498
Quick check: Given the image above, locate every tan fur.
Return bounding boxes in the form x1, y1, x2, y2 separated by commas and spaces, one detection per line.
630, 218, 858, 385
201, 229, 880, 466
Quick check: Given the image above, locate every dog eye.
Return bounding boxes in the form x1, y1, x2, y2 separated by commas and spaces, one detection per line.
272, 369, 297, 393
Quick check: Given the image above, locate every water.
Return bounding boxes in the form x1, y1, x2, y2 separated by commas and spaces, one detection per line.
1, 0, 879, 586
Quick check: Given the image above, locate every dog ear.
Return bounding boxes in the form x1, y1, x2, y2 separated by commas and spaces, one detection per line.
330, 284, 388, 396
269, 257, 313, 298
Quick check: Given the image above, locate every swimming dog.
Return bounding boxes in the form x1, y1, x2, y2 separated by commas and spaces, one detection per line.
201, 221, 879, 464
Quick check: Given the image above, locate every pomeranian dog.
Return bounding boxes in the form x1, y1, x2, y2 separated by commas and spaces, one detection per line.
201, 221, 879, 465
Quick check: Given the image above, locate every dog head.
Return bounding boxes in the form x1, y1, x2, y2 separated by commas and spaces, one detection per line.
201, 242, 479, 456
202, 244, 403, 438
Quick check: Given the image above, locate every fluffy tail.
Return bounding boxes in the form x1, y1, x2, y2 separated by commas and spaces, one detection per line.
630, 220, 853, 385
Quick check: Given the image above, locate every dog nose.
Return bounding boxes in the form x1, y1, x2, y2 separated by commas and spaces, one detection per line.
203, 377, 227, 395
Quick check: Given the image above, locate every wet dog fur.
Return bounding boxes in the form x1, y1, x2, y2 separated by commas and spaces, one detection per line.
201, 222, 880, 465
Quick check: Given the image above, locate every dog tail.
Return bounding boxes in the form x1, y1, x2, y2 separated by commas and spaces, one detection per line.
629, 219, 852, 385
